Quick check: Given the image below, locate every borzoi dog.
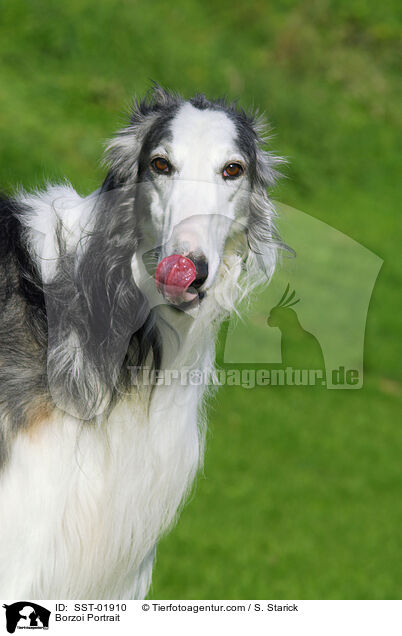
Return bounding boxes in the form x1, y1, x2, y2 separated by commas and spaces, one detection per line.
0, 85, 283, 599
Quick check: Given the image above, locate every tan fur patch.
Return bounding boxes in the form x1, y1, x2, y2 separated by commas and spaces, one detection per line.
25, 398, 54, 440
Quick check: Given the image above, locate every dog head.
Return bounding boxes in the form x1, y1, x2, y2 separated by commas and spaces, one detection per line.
104, 84, 284, 312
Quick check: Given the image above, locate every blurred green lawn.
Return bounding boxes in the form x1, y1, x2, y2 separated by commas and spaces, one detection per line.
0, 0, 400, 599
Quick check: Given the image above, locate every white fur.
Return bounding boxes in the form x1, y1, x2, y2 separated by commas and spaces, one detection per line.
17, 185, 97, 282
1, 185, 220, 597
0, 336, 210, 599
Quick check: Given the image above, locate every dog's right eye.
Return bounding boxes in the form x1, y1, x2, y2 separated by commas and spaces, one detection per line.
151, 157, 172, 175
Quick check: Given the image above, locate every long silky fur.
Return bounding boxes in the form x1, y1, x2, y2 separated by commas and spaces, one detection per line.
0, 85, 285, 599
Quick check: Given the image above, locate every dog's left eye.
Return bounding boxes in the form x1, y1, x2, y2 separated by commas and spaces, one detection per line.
151, 157, 172, 175
222, 162, 244, 180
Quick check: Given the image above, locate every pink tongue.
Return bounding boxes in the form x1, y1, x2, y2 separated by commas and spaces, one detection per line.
155, 255, 197, 302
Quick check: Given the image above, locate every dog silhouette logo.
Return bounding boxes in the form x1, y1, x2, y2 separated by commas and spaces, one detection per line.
2, 602, 50, 633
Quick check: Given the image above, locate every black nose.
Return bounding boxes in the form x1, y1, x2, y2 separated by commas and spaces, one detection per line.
190, 257, 209, 289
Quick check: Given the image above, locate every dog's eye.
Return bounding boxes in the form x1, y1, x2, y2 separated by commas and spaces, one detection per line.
222, 162, 244, 180
151, 157, 172, 175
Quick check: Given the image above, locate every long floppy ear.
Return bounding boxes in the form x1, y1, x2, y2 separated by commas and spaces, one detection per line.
246, 115, 290, 282
45, 190, 157, 421
44, 87, 181, 420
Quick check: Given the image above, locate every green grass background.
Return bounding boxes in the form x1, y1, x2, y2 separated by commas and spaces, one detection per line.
0, 0, 400, 598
